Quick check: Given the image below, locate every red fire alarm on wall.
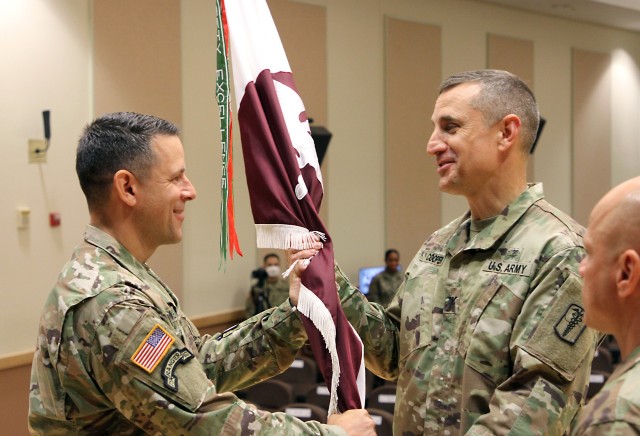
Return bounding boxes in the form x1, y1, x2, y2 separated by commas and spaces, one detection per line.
49, 212, 61, 227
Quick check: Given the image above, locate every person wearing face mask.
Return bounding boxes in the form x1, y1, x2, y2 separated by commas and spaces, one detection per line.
246, 253, 290, 318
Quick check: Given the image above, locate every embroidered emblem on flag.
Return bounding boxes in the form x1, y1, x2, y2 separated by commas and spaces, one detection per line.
131, 324, 175, 373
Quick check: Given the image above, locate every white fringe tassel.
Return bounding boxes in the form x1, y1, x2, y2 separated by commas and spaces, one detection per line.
256, 224, 326, 250
297, 284, 341, 416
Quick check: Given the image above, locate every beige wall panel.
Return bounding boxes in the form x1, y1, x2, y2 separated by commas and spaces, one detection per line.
93, 0, 183, 298
487, 34, 536, 182
572, 49, 612, 226
385, 17, 442, 262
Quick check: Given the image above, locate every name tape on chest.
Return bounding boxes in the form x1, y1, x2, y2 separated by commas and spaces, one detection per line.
419, 251, 445, 266
131, 324, 175, 373
482, 260, 531, 276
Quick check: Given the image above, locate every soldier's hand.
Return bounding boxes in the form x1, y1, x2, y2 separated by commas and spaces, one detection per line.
287, 241, 322, 306
327, 409, 376, 436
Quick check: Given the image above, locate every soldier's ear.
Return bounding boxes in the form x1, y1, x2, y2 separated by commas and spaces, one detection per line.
113, 170, 139, 207
497, 114, 521, 152
616, 249, 640, 298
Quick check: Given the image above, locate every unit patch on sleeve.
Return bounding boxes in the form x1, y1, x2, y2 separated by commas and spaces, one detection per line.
131, 324, 175, 373
554, 303, 586, 345
162, 348, 194, 391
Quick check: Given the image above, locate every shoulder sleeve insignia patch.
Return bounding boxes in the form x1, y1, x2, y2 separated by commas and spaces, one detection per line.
554, 303, 586, 345
131, 323, 175, 373
162, 348, 194, 391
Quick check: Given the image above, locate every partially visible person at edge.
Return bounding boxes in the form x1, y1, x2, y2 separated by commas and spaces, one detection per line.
245, 253, 290, 318
28, 112, 375, 435
571, 176, 640, 435
291, 70, 600, 434
367, 249, 402, 307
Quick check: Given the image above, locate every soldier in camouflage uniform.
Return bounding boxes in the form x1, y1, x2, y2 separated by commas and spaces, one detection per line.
368, 249, 402, 307
28, 112, 375, 435
571, 176, 640, 435
291, 70, 600, 434
245, 253, 290, 318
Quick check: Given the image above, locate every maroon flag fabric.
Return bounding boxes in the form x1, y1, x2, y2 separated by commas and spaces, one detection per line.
224, 0, 365, 414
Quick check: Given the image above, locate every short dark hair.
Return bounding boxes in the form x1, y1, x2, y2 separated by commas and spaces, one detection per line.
76, 112, 180, 210
264, 253, 280, 264
439, 70, 539, 153
385, 249, 399, 261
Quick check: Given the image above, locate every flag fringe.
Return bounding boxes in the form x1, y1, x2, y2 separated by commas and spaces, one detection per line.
349, 322, 367, 408
297, 284, 341, 416
256, 224, 325, 250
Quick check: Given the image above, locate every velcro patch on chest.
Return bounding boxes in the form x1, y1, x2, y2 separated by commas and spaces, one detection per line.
554, 303, 586, 344
130, 324, 175, 373
482, 260, 531, 276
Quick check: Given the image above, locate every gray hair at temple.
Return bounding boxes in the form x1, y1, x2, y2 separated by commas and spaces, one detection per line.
439, 69, 540, 154
76, 112, 180, 211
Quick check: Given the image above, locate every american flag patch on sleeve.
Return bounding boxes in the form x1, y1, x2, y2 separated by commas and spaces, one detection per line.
131, 324, 175, 373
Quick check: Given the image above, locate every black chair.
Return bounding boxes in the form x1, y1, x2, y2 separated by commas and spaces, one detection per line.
602, 335, 622, 365
238, 379, 293, 412
586, 370, 609, 402
367, 407, 394, 436
592, 346, 614, 375
305, 383, 331, 410
365, 385, 397, 415
279, 402, 327, 423
274, 355, 318, 401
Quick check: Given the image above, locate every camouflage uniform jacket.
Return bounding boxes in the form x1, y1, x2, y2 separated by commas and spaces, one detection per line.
337, 184, 598, 435
29, 225, 343, 435
245, 278, 290, 318
368, 269, 403, 307
571, 345, 640, 435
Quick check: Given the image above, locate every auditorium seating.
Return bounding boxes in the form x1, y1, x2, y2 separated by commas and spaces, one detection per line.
279, 402, 327, 423
237, 379, 293, 412
365, 384, 397, 415
367, 407, 394, 436
273, 355, 318, 401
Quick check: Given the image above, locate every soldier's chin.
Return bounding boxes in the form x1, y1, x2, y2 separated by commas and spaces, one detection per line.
439, 181, 462, 195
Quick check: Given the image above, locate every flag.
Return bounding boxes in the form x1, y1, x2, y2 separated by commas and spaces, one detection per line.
220, 0, 365, 414
131, 324, 175, 373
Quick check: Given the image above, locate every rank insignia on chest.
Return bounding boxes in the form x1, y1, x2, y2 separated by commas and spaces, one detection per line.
554, 304, 586, 345
162, 348, 194, 391
131, 324, 175, 373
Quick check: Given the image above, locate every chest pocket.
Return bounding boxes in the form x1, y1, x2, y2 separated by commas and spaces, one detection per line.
462, 276, 525, 386
398, 273, 436, 362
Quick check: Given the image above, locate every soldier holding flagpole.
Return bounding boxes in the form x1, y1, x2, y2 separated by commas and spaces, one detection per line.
292, 70, 600, 435
28, 112, 375, 435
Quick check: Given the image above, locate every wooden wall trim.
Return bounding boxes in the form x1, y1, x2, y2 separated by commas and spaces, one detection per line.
0, 351, 33, 372
190, 309, 246, 330
0, 309, 246, 372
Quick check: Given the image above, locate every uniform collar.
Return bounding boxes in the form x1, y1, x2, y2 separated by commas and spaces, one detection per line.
84, 224, 148, 273
607, 344, 640, 384
446, 183, 545, 255
83, 225, 179, 307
